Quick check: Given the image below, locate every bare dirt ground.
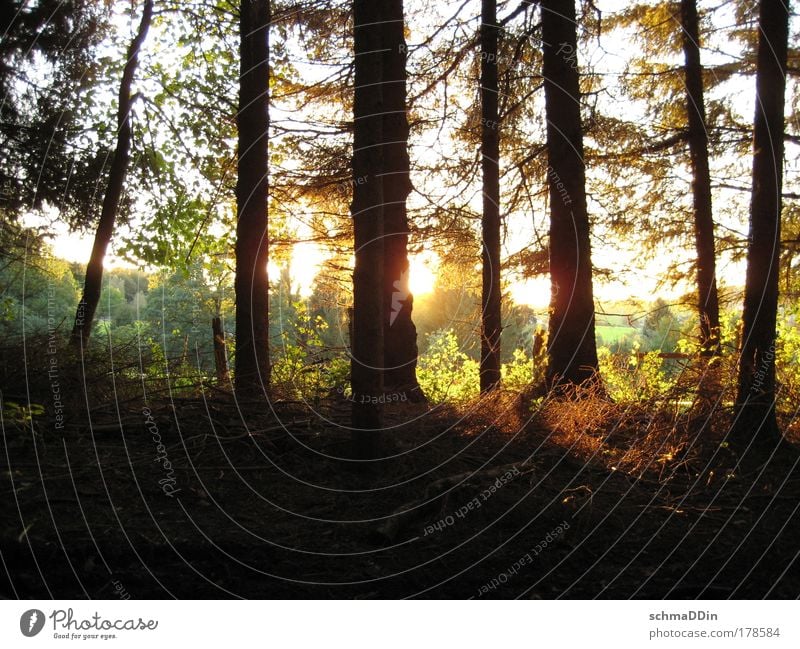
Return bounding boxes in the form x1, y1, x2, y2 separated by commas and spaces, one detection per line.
3, 377, 799, 599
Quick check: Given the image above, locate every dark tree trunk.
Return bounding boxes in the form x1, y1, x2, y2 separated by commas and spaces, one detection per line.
680, 0, 721, 355
212, 316, 230, 384
382, 0, 424, 401
480, 0, 502, 393
735, 0, 790, 445
71, 0, 153, 347
541, 0, 599, 388
351, 0, 385, 458
234, 0, 271, 395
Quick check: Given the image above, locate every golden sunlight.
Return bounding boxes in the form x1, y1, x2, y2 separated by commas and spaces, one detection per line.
408, 251, 438, 296
508, 276, 551, 309
291, 242, 326, 297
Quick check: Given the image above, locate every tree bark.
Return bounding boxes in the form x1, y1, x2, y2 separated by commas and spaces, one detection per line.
351, 0, 385, 458
735, 0, 790, 445
234, 0, 271, 395
541, 0, 599, 388
680, 0, 721, 355
480, 0, 502, 393
212, 316, 230, 384
71, 0, 153, 347
382, 0, 424, 401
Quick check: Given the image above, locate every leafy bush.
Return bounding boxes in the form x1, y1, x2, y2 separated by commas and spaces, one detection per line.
598, 344, 677, 402
2, 400, 45, 427
271, 300, 344, 399
777, 305, 800, 414
417, 329, 479, 404
501, 348, 533, 392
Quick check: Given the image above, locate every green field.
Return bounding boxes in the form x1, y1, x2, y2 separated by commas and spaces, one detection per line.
596, 324, 638, 345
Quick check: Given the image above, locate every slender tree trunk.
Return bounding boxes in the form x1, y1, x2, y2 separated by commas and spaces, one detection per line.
480, 0, 502, 393
234, 0, 271, 395
541, 0, 599, 388
680, 0, 721, 355
382, 0, 424, 401
212, 316, 230, 383
71, 0, 153, 347
735, 0, 790, 445
351, 0, 385, 458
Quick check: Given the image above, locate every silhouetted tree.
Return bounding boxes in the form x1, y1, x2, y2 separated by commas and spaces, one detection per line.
71, 0, 153, 346
351, 0, 385, 457
234, 0, 271, 393
735, 0, 790, 446
541, 0, 599, 387
680, 0, 721, 354
382, 0, 424, 401
480, 0, 502, 393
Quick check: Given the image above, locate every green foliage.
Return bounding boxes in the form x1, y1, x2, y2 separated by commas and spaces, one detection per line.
676, 308, 740, 357
776, 305, 800, 413
596, 325, 638, 352
641, 299, 686, 352
417, 329, 479, 404
271, 297, 344, 400
1, 401, 45, 427
501, 348, 534, 392
598, 344, 677, 402
414, 287, 481, 358
0, 1, 115, 226
98, 284, 135, 326
122, 192, 214, 269
0, 245, 80, 337
142, 262, 233, 373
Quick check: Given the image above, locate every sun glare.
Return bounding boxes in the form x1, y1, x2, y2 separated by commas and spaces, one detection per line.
508, 276, 551, 309
290, 242, 326, 297
408, 252, 438, 295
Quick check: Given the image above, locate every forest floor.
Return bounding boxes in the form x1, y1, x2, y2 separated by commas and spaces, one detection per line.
2, 362, 800, 599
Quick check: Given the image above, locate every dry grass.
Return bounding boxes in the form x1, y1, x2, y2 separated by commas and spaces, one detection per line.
508, 373, 738, 483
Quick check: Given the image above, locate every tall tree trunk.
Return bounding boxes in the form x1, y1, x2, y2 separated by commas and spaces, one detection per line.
351, 0, 385, 458
382, 0, 424, 401
212, 316, 230, 384
735, 0, 790, 445
541, 0, 599, 388
680, 0, 721, 355
234, 0, 271, 394
480, 0, 502, 393
71, 0, 153, 347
